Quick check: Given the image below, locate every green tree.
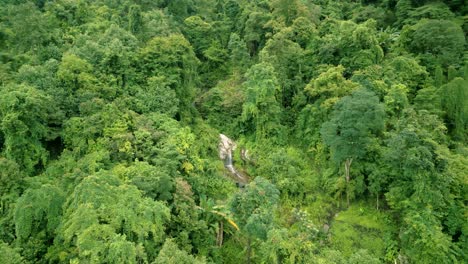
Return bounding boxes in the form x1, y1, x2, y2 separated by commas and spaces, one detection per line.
243, 11, 271, 56
0, 242, 23, 264
400, 208, 454, 263
113, 161, 173, 201
269, 0, 311, 26
167, 178, 212, 254
0, 84, 56, 173
183, 16, 213, 57
297, 66, 359, 147
384, 84, 409, 117
154, 239, 205, 264
14, 184, 65, 261
321, 89, 385, 206
260, 26, 309, 109
230, 177, 280, 263
401, 19, 465, 70
52, 171, 170, 263
135, 76, 179, 116
441, 77, 467, 142
383, 109, 458, 262
227, 33, 250, 71
241, 63, 283, 142
140, 34, 199, 122
0, 158, 24, 242
383, 56, 428, 99
128, 5, 142, 34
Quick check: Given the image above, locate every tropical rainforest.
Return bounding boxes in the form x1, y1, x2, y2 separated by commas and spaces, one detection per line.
0, 0, 467, 263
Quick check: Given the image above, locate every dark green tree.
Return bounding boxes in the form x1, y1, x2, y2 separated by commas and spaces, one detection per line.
321, 89, 385, 206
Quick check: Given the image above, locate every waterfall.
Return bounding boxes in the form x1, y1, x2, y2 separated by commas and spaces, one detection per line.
219, 134, 247, 183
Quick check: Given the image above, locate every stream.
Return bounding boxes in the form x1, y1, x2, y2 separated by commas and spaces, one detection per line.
219, 134, 248, 185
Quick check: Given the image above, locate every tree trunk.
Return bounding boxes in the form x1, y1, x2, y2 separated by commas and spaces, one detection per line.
376, 195, 379, 210
344, 158, 353, 207
246, 237, 252, 264
216, 221, 224, 247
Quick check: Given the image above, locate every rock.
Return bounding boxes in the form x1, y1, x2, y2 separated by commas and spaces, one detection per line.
219, 134, 236, 160
322, 224, 330, 233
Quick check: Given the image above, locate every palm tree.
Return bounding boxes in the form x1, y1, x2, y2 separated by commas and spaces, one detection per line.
197, 195, 239, 246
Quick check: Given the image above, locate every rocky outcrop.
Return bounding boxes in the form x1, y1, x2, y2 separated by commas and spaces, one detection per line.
219, 134, 247, 183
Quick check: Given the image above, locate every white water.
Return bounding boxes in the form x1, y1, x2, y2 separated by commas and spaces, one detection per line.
219, 134, 246, 182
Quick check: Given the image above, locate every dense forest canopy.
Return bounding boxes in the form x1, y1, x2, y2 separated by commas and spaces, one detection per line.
0, 0, 467, 263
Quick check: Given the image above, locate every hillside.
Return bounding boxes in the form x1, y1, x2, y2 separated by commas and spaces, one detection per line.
0, 0, 467, 263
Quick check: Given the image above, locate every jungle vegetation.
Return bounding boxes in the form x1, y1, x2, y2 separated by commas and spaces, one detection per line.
0, 0, 467, 263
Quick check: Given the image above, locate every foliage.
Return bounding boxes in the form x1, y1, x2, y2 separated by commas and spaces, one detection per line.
0, 242, 23, 264
154, 238, 205, 264
0, 0, 466, 263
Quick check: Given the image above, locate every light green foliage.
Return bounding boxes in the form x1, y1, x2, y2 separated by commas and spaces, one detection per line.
330, 204, 391, 259
56, 171, 170, 263
230, 177, 280, 241
255, 147, 313, 197
297, 65, 359, 147
0, 242, 23, 264
154, 239, 205, 264
317, 19, 384, 72
347, 249, 380, 264
135, 76, 179, 116
57, 53, 94, 90
305, 65, 358, 109
114, 161, 173, 201
297, 65, 360, 151
258, 227, 316, 264
400, 208, 455, 263
384, 84, 409, 117
56, 53, 101, 114
0, 84, 55, 173
383, 56, 429, 98
242, 62, 283, 141
140, 34, 199, 121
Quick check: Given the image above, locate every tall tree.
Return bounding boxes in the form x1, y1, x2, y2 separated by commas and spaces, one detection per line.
440, 77, 467, 142
321, 89, 385, 206
0, 84, 56, 173
242, 62, 283, 142
230, 177, 279, 264
140, 34, 199, 122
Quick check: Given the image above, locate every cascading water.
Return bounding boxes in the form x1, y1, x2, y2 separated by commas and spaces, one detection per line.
219, 134, 246, 183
